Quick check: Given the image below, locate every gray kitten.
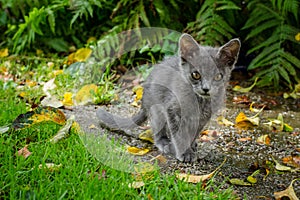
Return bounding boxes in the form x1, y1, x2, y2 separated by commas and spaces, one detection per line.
96, 34, 240, 162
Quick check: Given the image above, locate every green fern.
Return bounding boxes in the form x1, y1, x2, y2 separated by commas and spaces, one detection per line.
185, 0, 240, 46
244, 0, 300, 89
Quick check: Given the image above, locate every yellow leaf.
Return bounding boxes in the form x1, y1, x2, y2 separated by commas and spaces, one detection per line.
138, 129, 154, 143
62, 92, 74, 106
295, 33, 300, 41
235, 112, 259, 130
246, 176, 257, 184
233, 77, 258, 93
132, 85, 143, 107
25, 79, 37, 87
0, 48, 9, 58
127, 146, 150, 156
75, 84, 98, 105
274, 179, 299, 200
74, 48, 92, 62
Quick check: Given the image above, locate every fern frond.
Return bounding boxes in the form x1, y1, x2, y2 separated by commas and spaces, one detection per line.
245, 19, 280, 40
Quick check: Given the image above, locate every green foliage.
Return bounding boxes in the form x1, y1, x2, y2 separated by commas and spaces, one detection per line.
243, 0, 300, 89
186, 0, 240, 46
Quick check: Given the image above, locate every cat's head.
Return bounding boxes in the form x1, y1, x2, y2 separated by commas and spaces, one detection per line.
178, 33, 240, 98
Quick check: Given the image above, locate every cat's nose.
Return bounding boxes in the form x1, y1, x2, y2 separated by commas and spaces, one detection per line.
203, 88, 209, 94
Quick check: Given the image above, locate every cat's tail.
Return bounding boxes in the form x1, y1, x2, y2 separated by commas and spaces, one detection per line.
96, 108, 147, 132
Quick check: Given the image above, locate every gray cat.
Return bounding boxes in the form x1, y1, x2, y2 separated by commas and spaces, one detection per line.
96, 34, 240, 162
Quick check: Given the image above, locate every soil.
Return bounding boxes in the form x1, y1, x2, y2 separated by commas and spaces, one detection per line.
63, 71, 300, 199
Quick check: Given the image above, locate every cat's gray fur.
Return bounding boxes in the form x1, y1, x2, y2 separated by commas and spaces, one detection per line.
96, 34, 240, 162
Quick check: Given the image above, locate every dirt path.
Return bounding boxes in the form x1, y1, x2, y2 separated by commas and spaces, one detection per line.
63, 79, 300, 199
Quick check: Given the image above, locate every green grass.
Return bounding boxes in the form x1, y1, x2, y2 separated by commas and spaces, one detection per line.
0, 76, 237, 199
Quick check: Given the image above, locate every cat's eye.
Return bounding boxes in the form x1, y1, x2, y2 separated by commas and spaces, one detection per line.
191, 72, 201, 80
214, 73, 223, 81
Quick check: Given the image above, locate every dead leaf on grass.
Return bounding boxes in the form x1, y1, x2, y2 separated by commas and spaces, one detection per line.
38, 163, 62, 172
12, 106, 66, 129
177, 158, 226, 183
274, 179, 299, 200
17, 145, 32, 159
50, 115, 75, 143
128, 181, 145, 189
0, 48, 9, 57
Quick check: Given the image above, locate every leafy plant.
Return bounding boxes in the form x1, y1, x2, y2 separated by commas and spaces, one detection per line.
243, 0, 300, 89
185, 0, 240, 46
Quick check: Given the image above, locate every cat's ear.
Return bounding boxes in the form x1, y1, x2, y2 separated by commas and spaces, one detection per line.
217, 39, 241, 67
179, 34, 200, 62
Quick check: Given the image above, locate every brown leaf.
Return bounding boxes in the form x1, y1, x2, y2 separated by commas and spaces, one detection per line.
282, 156, 300, 168
177, 158, 226, 183
232, 95, 251, 104
274, 179, 299, 200
17, 145, 32, 159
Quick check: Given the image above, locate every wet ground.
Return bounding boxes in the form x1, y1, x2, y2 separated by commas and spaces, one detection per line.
63, 72, 300, 199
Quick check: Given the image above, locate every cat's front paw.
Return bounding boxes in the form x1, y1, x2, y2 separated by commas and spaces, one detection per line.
178, 148, 197, 163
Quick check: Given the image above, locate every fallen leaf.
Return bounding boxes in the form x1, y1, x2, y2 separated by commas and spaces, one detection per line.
38, 163, 62, 172
232, 95, 251, 104
25, 79, 37, 87
273, 157, 293, 172
238, 137, 252, 142
274, 179, 299, 200
41, 96, 63, 108
50, 115, 75, 143
17, 145, 32, 159
89, 124, 97, 129
229, 178, 252, 186
256, 135, 271, 145
264, 114, 293, 132
75, 84, 98, 105
177, 158, 226, 183
43, 78, 57, 96
233, 77, 258, 93
0, 48, 9, 57
249, 102, 265, 113
128, 181, 145, 189
127, 146, 150, 156
131, 85, 143, 107
0, 125, 10, 134
235, 112, 259, 130
62, 92, 74, 106
12, 106, 66, 129
150, 154, 167, 165
217, 116, 234, 126
282, 155, 300, 168
68, 48, 92, 64
138, 129, 154, 143
246, 169, 260, 184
